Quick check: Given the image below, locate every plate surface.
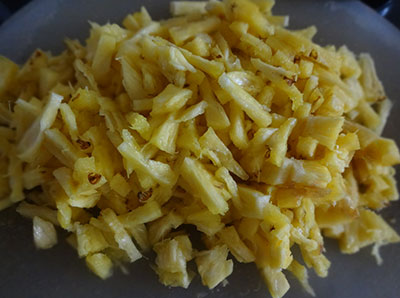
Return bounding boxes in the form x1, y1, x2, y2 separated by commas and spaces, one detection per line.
0, 1, 400, 297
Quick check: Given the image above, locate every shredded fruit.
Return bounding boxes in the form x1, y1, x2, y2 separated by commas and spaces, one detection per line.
0, 1, 399, 297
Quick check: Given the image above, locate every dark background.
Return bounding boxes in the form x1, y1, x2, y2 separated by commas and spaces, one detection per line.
0, 0, 400, 29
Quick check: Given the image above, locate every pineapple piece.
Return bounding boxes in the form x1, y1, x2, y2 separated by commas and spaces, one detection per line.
339, 209, 400, 254
59, 103, 79, 141
76, 223, 108, 257
183, 34, 212, 57
119, 200, 163, 230
150, 114, 180, 154
17, 202, 59, 226
260, 266, 290, 298
218, 73, 271, 128
33, 216, 58, 250
298, 59, 314, 79
92, 34, 116, 82
237, 185, 270, 219
358, 53, 385, 102
251, 58, 302, 110
151, 84, 192, 116
170, 1, 207, 16
169, 16, 221, 45
69, 88, 100, 111
0, 56, 18, 96
180, 157, 229, 215
177, 100, 208, 122
288, 260, 315, 297
120, 57, 146, 100
126, 112, 151, 141
45, 128, 85, 168
296, 136, 318, 159
54, 157, 106, 208
176, 119, 202, 156
237, 217, 260, 242
291, 159, 332, 188
126, 223, 151, 252
338, 45, 361, 79
110, 173, 131, 197
218, 226, 255, 263
118, 129, 177, 187
215, 167, 239, 199
356, 101, 381, 131
7, 153, 24, 203
230, 22, 273, 63
54, 188, 72, 230
200, 78, 230, 130
154, 235, 194, 288
179, 46, 225, 79
199, 127, 248, 180
363, 138, 400, 166
260, 204, 292, 269
302, 116, 344, 150
266, 118, 297, 167
17, 93, 63, 163
148, 211, 184, 245
101, 208, 142, 262
225, 0, 274, 37
260, 158, 293, 186
229, 101, 249, 150
195, 244, 233, 289
186, 209, 224, 236
39, 68, 60, 98
240, 127, 276, 174
226, 71, 264, 97
86, 253, 113, 279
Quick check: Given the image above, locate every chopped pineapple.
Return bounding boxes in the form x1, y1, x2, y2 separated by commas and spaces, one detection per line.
0, 0, 399, 297
75, 223, 108, 257
86, 253, 113, 280
195, 244, 233, 289
33, 216, 58, 250
154, 235, 194, 288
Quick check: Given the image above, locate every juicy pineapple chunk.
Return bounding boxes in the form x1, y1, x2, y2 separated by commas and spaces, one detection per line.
101, 208, 142, 262
180, 157, 229, 215
186, 209, 224, 236
86, 253, 113, 280
302, 116, 344, 150
154, 235, 194, 288
195, 245, 233, 289
339, 209, 400, 254
75, 223, 108, 257
218, 226, 255, 263
0, 56, 18, 96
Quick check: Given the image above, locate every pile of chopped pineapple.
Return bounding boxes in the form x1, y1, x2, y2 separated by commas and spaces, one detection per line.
1, 0, 400, 297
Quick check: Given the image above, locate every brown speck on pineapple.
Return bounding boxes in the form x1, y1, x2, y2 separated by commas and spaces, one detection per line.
76, 138, 91, 150
71, 93, 80, 101
293, 55, 301, 64
265, 145, 271, 159
88, 173, 101, 184
377, 96, 386, 102
283, 76, 295, 86
319, 244, 324, 254
358, 183, 368, 194
309, 49, 318, 60
138, 188, 153, 203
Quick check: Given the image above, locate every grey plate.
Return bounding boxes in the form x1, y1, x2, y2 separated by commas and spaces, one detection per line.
0, 0, 400, 297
